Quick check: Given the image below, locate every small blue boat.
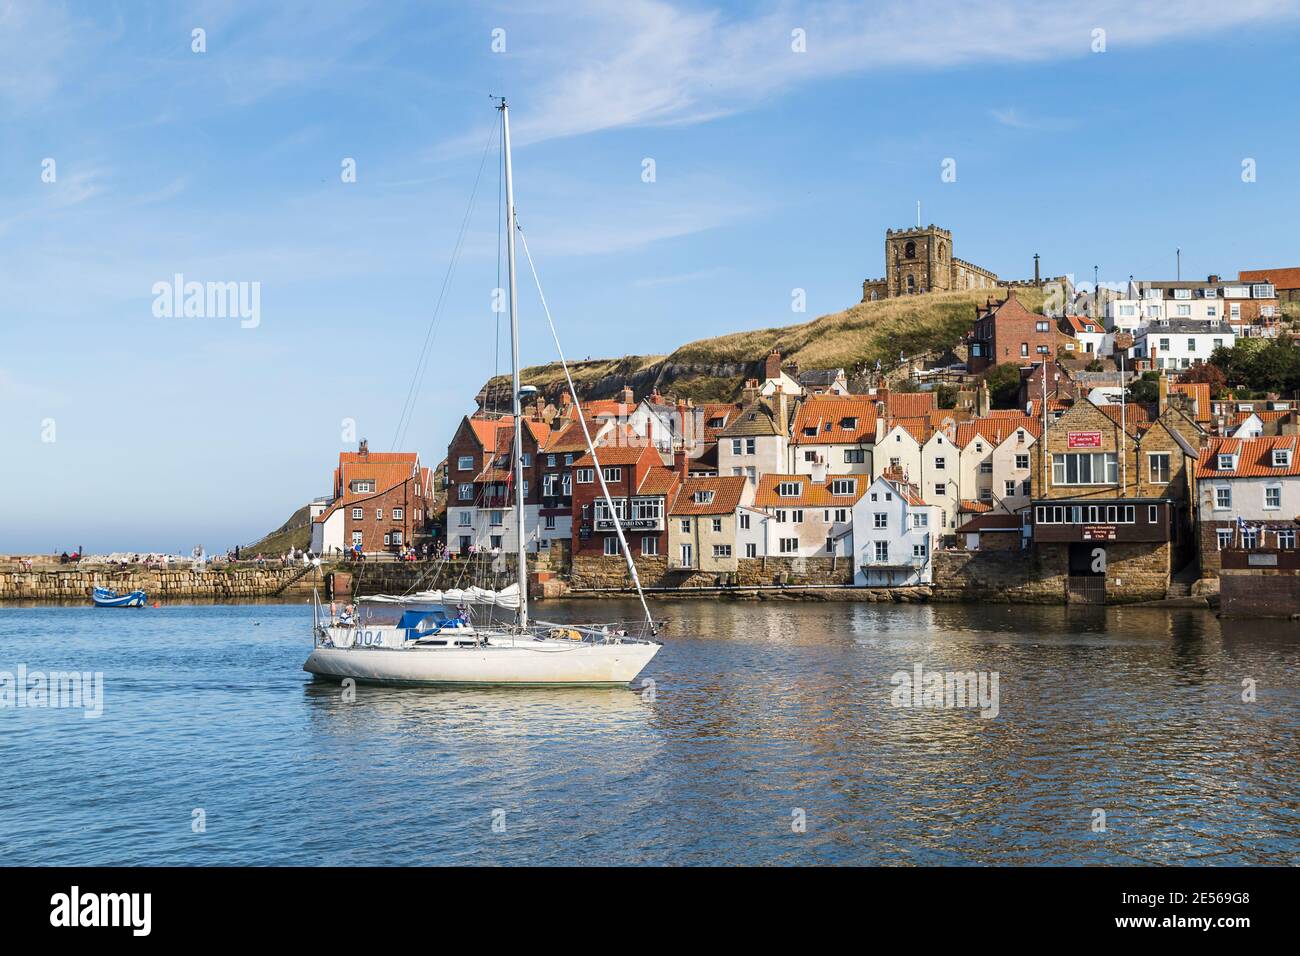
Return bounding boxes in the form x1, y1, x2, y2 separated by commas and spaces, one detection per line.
92, 587, 147, 608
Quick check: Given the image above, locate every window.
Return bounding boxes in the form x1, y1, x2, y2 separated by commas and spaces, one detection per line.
1217, 454, 1235, 471
392, 531, 403, 546
680, 518, 692, 533
520, 453, 531, 467
564, 454, 574, 466
352, 507, 363, 520
1051, 452, 1118, 486
352, 531, 363, 547
457, 485, 473, 501
740, 512, 750, 530
712, 545, 732, 558
731, 438, 742, 455
457, 456, 473, 471
490, 535, 502, 550
746, 438, 756, 455
912, 513, 928, 528
1241, 529, 1258, 550
693, 491, 715, 505
1015, 453, 1030, 469
604, 537, 619, 556
1278, 530, 1296, 549
1020, 343, 1029, 357
804, 450, 819, 462
1216, 529, 1233, 550
562, 474, 572, 495
933, 483, 945, 497
712, 518, 722, 533
458, 511, 471, 526
352, 480, 375, 494
840, 417, 858, 429
843, 448, 866, 464
745, 543, 757, 558
1215, 487, 1231, 509
1265, 486, 1281, 509
873, 541, 889, 562
1148, 505, 1158, 523
547, 454, 557, 467
392, 508, 404, 520
825, 538, 835, 554
1148, 453, 1170, 484
641, 536, 658, 556
790, 509, 804, 523
490, 510, 503, 526
912, 543, 927, 558
1005, 480, 1016, 497
1273, 449, 1292, 467
874, 512, 887, 529
779, 538, 798, 554
830, 479, 857, 496
1035, 320, 1050, 332
375, 508, 383, 520
576, 468, 595, 484
934, 456, 946, 470
979, 461, 992, 474
544, 515, 556, 529
834, 509, 848, 523
602, 467, 622, 482
777, 481, 802, 498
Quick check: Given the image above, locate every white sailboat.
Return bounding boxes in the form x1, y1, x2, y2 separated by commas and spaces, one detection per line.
303, 99, 661, 687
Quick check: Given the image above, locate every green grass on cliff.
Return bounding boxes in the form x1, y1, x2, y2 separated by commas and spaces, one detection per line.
485, 287, 1046, 403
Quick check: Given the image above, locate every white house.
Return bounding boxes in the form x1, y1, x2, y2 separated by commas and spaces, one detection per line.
753, 467, 867, 558
789, 395, 878, 476
1196, 436, 1300, 552
852, 475, 939, 586
1125, 319, 1235, 371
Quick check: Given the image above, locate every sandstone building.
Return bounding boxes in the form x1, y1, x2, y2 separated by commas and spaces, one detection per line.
862, 224, 999, 301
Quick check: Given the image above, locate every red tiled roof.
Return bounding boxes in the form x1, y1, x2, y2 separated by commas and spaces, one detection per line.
753, 473, 869, 507
959, 499, 993, 513
790, 397, 877, 445
1240, 267, 1300, 290
1230, 409, 1291, 425
1196, 436, 1300, 477
637, 466, 680, 496
883, 392, 936, 419
468, 416, 513, 449
668, 476, 748, 515
337, 451, 417, 464
1062, 315, 1104, 335
1171, 383, 1211, 423
885, 416, 931, 443
572, 444, 654, 468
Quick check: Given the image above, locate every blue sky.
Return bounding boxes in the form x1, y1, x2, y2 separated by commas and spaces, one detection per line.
3, 0, 1299, 553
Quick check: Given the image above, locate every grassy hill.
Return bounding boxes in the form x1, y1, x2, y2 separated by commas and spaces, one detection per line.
243, 503, 313, 556
480, 286, 1045, 405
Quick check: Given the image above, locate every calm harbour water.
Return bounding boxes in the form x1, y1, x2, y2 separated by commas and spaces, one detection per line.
0, 599, 1297, 866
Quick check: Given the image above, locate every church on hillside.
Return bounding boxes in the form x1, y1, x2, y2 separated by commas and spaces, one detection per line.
861, 224, 1000, 301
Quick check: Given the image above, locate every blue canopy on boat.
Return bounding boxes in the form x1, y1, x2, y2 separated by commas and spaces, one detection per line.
396, 607, 452, 632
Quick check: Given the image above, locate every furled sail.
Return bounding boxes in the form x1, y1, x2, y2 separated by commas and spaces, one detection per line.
359, 584, 521, 610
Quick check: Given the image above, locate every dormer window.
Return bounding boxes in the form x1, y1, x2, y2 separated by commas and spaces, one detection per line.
777, 481, 802, 498
830, 479, 856, 496
1273, 449, 1292, 468
693, 491, 715, 505
840, 417, 857, 429
803, 427, 817, 437
1217, 453, 1236, 471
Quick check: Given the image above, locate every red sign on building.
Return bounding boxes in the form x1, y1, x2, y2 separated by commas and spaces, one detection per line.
1067, 431, 1102, 448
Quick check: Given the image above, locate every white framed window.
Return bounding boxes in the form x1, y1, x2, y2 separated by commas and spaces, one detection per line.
392, 508, 403, 520
547, 454, 557, 467
352, 507, 363, 520
603, 536, 619, 556
576, 468, 595, 484
1005, 480, 1016, 497
731, 438, 742, 455
544, 515, 556, 530
745, 543, 757, 558
1265, 486, 1281, 509
1272, 449, 1292, 467
352, 480, 375, 493
1148, 453, 1170, 484
779, 537, 798, 554
873, 512, 887, 529
1215, 487, 1231, 509
383, 533, 391, 546
490, 510, 503, 526
375, 508, 383, 520
830, 479, 856, 496
912, 543, 927, 558
1278, 529, 1296, 549
844, 448, 866, 464
712, 545, 732, 558
777, 481, 802, 498
458, 511, 471, 526
680, 519, 691, 532
602, 467, 622, 482
457, 485, 473, 501
1217, 454, 1235, 471
712, 518, 722, 532
392, 531, 403, 546
641, 536, 658, 556
1241, 529, 1258, 550
873, 541, 889, 562
739, 512, 750, 530
1216, 529, 1233, 550
912, 513, 928, 528
790, 509, 804, 523
933, 483, 945, 497
351, 531, 363, 546
457, 456, 473, 471
1051, 453, 1118, 486
979, 461, 992, 474
693, 491, 715, 505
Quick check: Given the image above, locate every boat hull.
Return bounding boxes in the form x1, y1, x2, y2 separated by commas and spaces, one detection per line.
303, 640, 659, 687
91, 590, 147, 608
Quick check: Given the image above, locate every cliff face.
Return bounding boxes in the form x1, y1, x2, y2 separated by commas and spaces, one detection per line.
476, 286, 1045, 407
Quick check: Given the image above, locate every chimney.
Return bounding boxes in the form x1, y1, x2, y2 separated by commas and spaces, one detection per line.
742, 378, 760, 405
673, 448, 689, 479
811, 456, 828, 485
620, 385, 634, 406
358, 438, 369, 459
764, 348, 782, 382
1158, 373, 1170, 414
775, 390, 789, 435
977, 379, 990, 417
1207, 274, 1221, 284
876, 385, 890, 405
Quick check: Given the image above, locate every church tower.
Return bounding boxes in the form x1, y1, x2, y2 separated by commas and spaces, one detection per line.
884, 225, 953, 297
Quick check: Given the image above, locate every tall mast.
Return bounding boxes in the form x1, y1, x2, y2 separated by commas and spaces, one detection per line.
501, 99, 528, 628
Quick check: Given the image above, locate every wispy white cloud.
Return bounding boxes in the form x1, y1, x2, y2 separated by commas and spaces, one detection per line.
632, 267, 727, 288
447, 0, 1300, 149
988, 107, 1074, 131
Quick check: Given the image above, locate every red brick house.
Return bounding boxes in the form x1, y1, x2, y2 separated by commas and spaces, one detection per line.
1239, 267, 1300, 304
967, 289, 1062, 374
312, 440, 433, 556
571, 441, 683, 558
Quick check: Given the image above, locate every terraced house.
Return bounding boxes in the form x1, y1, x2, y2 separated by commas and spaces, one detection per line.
716, 388, 793, 485
753, 467, 867, 558
1195, 436, 1300, 577
570, 442, 683, 559
788, 394, 878, 476
1027, 382, 1204, 602
311, 441, 433, 556
853, 472, 939, 586
667, 475, 750, 572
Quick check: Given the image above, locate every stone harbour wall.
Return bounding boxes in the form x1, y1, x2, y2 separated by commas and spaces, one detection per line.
569, 555, 855, 591
0, 566, 316, 601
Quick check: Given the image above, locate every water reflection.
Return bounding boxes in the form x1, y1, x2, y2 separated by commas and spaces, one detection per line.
0, 600, 1296, 864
